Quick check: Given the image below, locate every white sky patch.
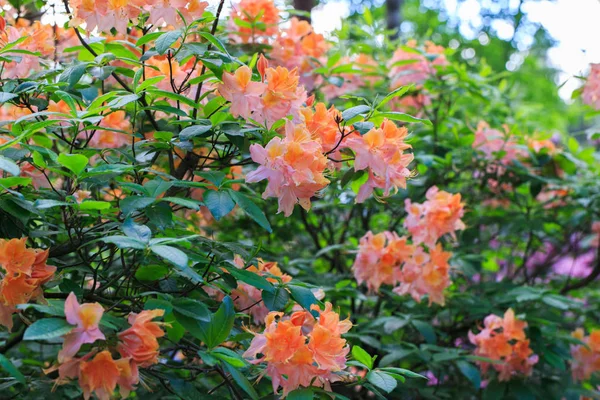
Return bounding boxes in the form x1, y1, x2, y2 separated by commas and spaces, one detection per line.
311, 1, 350, 36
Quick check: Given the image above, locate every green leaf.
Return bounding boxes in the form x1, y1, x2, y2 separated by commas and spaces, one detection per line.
352, 345, 373, 369
379, 367, 428, 379
262, 286, 289, 311
342, 105, 370, 121
57, 153, 89, 175
457, 360, 481, 390
210, 347, 246, 368
135, 265, 169, 281
412, 320, 437, 344
287, 284, 318, 311
203, 190, 235, 221
372, 111, 432, 126
161, 197, 201, 210
120, 196, 155, 215
78, 201, 111, 211
225, 265, 274, 292
172, 298, 211, 322
123, 218, 152, 242
179, 120, 213, 140
0, 156, 20, 176
155, 29, 182, 55
222, 362, 260, 400
208, 296, 235, 348
101, 235, 147, 250
151, 245, 188, 268
228, 190, 272, 232
367, 371, 397, 393
0, 354, 26, 384
376, 85, 413, 109
287, 388, 314, 400
0, 92, 18, 104
197, 171, 226, 187
35, 199, 72, 209
23, 318, 73, 340
0, 177, 31, 187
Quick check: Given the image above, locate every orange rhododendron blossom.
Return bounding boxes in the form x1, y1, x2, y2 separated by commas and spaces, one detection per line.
59, 292, 106, 363
352, 231, 412, 292
469, 309, 538, 381
403, 186, 466, 246
0, 237, 36, 275
270, 18, 329, 90
117, 309, 165, 367
570, 328, 600, 381
353, 228, 456, 305
231, 255, 292, 324
228, 0, 280, 43
345, 119, 413, 203
300, 102, 346, 159
583, 63, 600, 110
218, 65, 266, 119
393, 243, 452, 306
244, 303, 351, 397
259, 66, 307, 126
0, 239, 56, 329
78, 351, 121, 400
246, 120, 329, 216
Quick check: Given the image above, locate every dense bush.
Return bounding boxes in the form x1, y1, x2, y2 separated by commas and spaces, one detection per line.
0, 0, 599, 399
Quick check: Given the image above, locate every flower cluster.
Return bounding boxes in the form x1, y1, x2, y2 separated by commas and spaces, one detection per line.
352, 231, 453, 305
244, 303, 351, 396
0, 19, 55, 79
246, 120, 329, 216
0, 238, 56, 330
228, 0, 280, 43
404, 186, 466, 247
48, 293, 165, 399
218, 61, 307, 126
270, 18, 329, 90
231, 255, 292, 324
570, 328, 600, 381
582, 63, 600, 110
345, 119, 414, 203
469, 309, 538, 381
352, 187, 463, 305
69, 0, 208, 33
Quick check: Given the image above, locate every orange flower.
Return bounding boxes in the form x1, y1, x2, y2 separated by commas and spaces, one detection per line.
264, 319, 305, 363
404, 186, 465, 247
244, 303, 351, 396
228, 0, 280, 43
571, 328, 600, 381
0, 273, 36, 306
0, 237, 36, 275
118, 309, 165, 367
78, 351, 120, 400
469, 309, 538, 381
346, 119, 413, 203
307, 303, 351, 371
260, 66, 306, 125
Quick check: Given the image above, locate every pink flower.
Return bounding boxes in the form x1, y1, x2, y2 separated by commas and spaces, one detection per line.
345, 119, 413, 203
218, 65, 266, 120
583, 63, 600, 110
58, 292, 105, 363
246, 121, 329, 216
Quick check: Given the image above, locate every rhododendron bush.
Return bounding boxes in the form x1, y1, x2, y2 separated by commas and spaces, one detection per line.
0, 0, 599, 398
